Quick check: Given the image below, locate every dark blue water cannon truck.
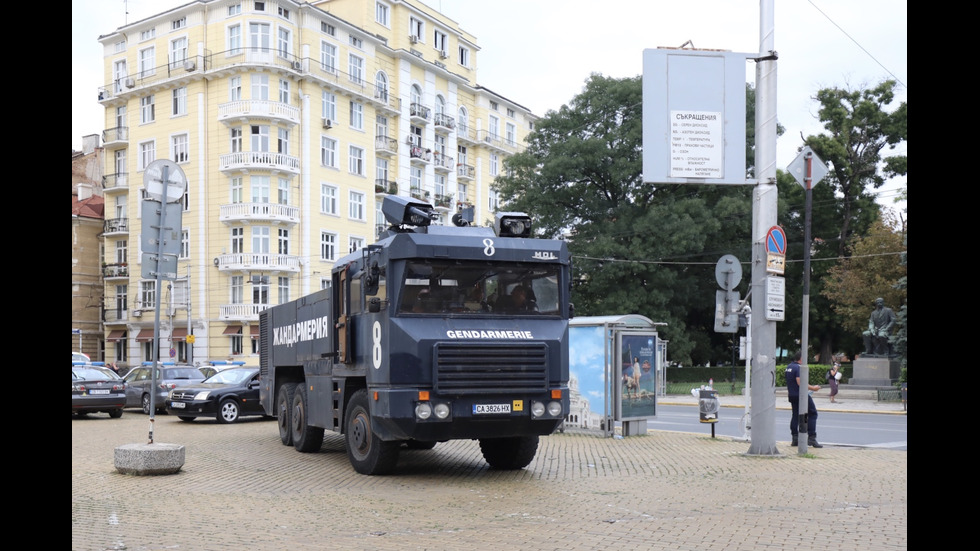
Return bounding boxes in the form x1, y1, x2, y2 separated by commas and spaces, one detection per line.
259, 195, 571, 474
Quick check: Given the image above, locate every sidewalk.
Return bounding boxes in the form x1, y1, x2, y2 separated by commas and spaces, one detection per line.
659, 385, 907, 414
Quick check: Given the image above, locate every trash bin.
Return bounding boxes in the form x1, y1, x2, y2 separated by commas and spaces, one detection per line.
699, 389, 720, 423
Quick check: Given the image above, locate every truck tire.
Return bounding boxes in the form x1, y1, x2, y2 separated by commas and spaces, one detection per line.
345, 389, 399, 475
277, 383, 296, 446
291, 386, 324, 452
478, 435, 539, 470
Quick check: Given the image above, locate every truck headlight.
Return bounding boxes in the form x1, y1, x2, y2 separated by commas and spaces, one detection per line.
531, 401, 546, 418
415, 403, 433, 420
547, 401, 563, 417
434, 403, 451, 419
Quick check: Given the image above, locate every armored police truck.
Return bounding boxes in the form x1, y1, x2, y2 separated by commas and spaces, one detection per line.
259, 195, 571, 475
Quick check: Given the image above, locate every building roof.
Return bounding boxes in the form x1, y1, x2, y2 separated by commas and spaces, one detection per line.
72, 194, 104, 219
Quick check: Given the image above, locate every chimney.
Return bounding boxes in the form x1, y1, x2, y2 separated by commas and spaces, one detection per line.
82, 134, 100, 155
78, 183, 94, 201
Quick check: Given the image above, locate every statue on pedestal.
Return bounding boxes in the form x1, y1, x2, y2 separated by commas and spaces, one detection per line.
862, 298, 895, 356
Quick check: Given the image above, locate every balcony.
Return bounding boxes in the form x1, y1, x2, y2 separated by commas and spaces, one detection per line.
219, 151, 300, 175
434, 113, 456, 133
104, 307, 129, 324
104, 218, 129, 235
410, 187, 430, 202
98, 54, 207, 102
432, 152, 455, 173
219, 303, 270, 322
410, 103, 431, 124
103, 263, 129, 279
373, 87, 401, 115
457, 163, 475, 181
375, 135, 398, 157
375, 180, 397, 195
219, 203, 299, 225
457, 125, 478, 145
215, 253, 300, 273
103, 173, 128, 192
102, 126, 128, 147
218, 100, 300, 127
306, 59, 372, 101
477, 130, 524, 154
433, 193, 454, 210
409, 145, 432, 164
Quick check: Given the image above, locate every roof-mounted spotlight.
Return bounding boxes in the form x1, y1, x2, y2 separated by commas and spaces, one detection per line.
382, 195, 435, 227
494, 212, 533, 238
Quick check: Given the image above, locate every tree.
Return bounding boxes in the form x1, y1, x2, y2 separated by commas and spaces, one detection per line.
777, 80, 907, 360
495, 75, 752, 365
821, 211, 907, 337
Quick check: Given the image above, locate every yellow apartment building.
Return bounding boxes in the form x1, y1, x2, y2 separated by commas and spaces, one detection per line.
97, 0, 535, 368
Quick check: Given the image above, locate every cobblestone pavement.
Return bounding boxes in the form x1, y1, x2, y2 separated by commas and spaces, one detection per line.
72, 410, 906, 551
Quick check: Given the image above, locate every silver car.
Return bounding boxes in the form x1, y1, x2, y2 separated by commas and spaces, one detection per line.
123, 365, 205, 414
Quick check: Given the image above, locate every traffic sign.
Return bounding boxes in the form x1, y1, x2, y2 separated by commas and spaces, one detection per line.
765, 276, 785, 321
787, 146, 829, 190
766, 226, 786, 255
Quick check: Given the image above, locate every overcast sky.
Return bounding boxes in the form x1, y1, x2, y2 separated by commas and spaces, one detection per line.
72, 0, 907, 205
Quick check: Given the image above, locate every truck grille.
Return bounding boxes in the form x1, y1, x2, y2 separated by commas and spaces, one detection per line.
434, 342, 549, 395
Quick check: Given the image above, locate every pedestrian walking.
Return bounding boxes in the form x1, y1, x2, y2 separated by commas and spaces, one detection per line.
786, 352, 822, 448
826, 363, 841, 403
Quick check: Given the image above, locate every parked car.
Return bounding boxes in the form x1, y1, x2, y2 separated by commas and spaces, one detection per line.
72, 352, 91, 363
197, 361, 245, 379
72, 365, 126, 418
166, 367, 265, 424
123, 365, 206, 414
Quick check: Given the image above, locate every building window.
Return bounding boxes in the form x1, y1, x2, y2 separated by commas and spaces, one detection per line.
114, 149, 126, 177
229, 76, 242, 101
251, 175, 270, 203
349, 35, 363, 49
321, 183, 338, 214
321, 22, 335, 36
140, 281, 156, 309
376, 2, 390, 26
321, 232, 337, 261
409, 124, 423, 147
349, 146, 364, 175
138, 140, 155, 171
433, 30, 447, 55
231, 227, 244, 254
228, 24, 242, 55
278, 178, 289, 205
321, 278, 331, 290
320, 41, 337, 73
322, 91, 336, 120
277, 128, 289, 155
114, 40, 126, 53
228, 4, 241, 16
278, 228, 289, 254
489, 114, 500, 138
410, 166, 422, 194
349, 54, 364, 85
115, 284, 128, 314
231, 128, 242, 152
252, 74, 269, 101
180, 229, 190, 258
172, 17, 186, 30
350, 101, 363, 130
279, 79, 289, 104
231, 275, 243, 304
277, 27, 291, 58
140, 28, 155, 41
506, 122, 516, 146
172, 87, 187, 116
457, 182, 467, 204
113, 60, 128, 93
376, 158, 389, 185
434, 174, 446, 197
349, 191, 365, 220
170, 37, 187, 68
172, 134, 189, 163
458, 106, 468, 134
251, 125, 270, 152
490, 101, 499, 111
116, 240, 128, 264
254, 1, 266, 12
349, 237, 364, 253
490, 153, 499, 176
115, 336, 128, 363
458, 46, 469, 67
140, 95, 155, 124
231, 177, 243, 203
409, 17, 424, 41
321, 136, 337, 167
278, 277, 290, 304
488, 189, 499, 211
252, 226, 270, 254
277, 6, 290, 19
138, 46, 155, 77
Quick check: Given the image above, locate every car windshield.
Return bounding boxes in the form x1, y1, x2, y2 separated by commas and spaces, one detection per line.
72, 366, 119, 381
205, 369, 255, 384
163, 368, 204, 379
398, 260, 561, 315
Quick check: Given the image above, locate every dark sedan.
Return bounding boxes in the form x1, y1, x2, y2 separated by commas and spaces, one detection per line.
124, 365, 206, 414
166, 367, 266, 423
72, 365, 126, 418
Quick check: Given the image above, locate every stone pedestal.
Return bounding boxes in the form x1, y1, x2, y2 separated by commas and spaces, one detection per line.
114, 443, 185, 476
622, 419, 647, 436
850, 356, 900, 387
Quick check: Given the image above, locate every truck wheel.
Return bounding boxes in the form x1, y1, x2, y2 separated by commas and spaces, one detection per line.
277, 383, 297, 446
291, 386, 324, 452
479, 435, 539, 470
345, 389, 399, 475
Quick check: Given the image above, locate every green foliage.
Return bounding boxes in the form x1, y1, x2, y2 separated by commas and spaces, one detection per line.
496, 75, 754, 365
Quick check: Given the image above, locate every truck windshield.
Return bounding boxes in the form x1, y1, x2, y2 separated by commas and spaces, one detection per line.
399, 260, 562, 316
